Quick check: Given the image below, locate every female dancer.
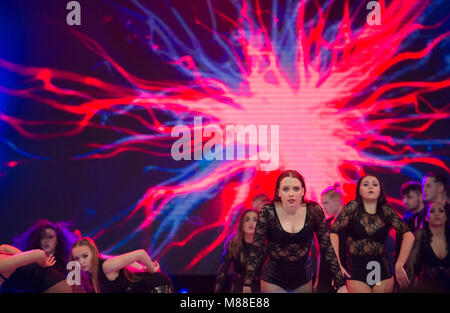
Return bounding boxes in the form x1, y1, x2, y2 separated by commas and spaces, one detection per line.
70, 237, 173, 293
215, 209, 262, 293
243, 170, 346, 293
406, 202, 450, 292
330, 174, 415, 293
13, 219, 77, 275
0, 244, 72, 292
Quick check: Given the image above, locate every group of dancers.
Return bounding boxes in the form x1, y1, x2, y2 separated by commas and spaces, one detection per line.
215, 171, 449, 293
1, 170, 449, 293
0, 221, 174, 293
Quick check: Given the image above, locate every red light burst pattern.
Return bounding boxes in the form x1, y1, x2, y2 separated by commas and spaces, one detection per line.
0, 0, 448, 273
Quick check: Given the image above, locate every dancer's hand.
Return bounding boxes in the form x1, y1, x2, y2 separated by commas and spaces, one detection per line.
40, 254, 56, 268
145, 260, 160, 273
152, 260, 160, 272
395, 264, 410, 288
243, 286, 252, 293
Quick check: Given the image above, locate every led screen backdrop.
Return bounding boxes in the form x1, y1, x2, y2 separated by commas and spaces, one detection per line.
0, 0, 448, 275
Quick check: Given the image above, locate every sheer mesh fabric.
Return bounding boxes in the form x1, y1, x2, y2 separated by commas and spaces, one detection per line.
216, 240, 261, 292
330, 200, 410, 256
406, 228, 450, 287
406, 228, 426, 281
215, 241, 233, 292
244, 202, 345, 288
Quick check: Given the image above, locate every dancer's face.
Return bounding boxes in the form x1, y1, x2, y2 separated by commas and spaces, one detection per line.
321, 194, 339, 217
72, 245, 93, 273
242, 211, 258, 235
40, 228, 57, 256
427, 202, 447, 227
359, 176, 381, 202
422, 176, 441, 202
402, 190, 422, 212
278, 176, 304, 209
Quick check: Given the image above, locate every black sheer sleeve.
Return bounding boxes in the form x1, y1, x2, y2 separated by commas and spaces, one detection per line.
382, 205, 410, 235
406, 228, 424, 283
244, 204, 269, 288
214, 239, 233, 293
330, 200, 358, 235
309, 202, 346, 288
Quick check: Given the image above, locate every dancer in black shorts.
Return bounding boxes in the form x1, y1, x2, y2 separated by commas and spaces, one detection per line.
330, 174, 415, 293
243, 170, 346, 293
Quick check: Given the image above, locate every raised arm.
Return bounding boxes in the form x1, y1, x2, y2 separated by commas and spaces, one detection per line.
0, 249, 48, 276
243, 204, 270, 293
0, 244, 23, 255
102, 249, 158, 277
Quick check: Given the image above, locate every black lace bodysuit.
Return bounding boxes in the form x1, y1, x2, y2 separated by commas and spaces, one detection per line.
330, 201, 410, 256
406, 227, 450, 292
215, 240, 261, 293
330, 201, 410, 284
244, 202, 345, 290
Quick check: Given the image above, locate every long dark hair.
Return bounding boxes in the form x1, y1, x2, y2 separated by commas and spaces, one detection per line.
272, 170, 307, 204
229, 209, 259, 260
424, 201, 450, 228
354, 174, 389, 223
13, 219, 77, 266
419, 202, 450, 252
